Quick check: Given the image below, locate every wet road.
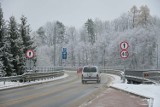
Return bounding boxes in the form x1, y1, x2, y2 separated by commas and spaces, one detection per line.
0, 71, 112, 107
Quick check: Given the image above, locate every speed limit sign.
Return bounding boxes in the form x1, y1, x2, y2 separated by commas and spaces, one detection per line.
26, 50, 35, 59
120, 50, 129, 59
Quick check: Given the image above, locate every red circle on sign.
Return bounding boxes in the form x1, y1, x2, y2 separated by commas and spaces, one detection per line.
120, 50, 129, 59
120, 41, 129, 50
26, 50, 35, 59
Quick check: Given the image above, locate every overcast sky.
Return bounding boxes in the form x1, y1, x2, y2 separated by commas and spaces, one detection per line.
1, 0, 160, 30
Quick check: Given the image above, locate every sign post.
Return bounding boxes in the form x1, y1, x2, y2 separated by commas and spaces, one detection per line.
120, 41, 129, 70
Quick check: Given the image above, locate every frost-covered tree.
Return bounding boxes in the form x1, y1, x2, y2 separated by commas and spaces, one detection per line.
138, 5, 151, 27
0, 5, 14, 76
66, 27, 77, 66
2, 35, 14, 76
129, 5, 139, 28
8, 16, 25, 75
0, 4, 5, 73
54, 21, 65, 66
36, 26, 47, 45
19, 15, 35, 52
85, 19, 96, 45
19, 15, 37, 68
55, 21, 65, 44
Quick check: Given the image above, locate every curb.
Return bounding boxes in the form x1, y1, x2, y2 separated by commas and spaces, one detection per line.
0, 73, 68, 91
110, 86, 154, 107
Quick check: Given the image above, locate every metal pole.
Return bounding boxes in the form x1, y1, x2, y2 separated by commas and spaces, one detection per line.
30, 59, 31, 70
157, 44, 159, 69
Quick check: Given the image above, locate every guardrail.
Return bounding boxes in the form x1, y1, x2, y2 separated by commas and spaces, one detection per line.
100, 69, 160, 84
125, 75, 158, 84
125, 70, 160, 84
0, 67, 64, 84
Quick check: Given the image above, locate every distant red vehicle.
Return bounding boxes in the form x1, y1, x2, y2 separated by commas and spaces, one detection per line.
77, 67, 83, 74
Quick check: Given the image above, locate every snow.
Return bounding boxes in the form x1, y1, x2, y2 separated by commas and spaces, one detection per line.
0, 73, 68, 90
111, 74, 160, 107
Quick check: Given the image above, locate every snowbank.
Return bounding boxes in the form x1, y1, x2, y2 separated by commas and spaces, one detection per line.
112, 77, 160, 107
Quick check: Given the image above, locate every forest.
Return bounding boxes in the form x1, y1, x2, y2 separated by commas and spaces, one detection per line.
1, 5, 160, 76
33, 5, 160, 70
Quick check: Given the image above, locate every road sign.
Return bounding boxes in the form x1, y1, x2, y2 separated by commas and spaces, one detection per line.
120, 41, 129, 50
62, 48, 67, 59
120, 50, 129, 59
62, 52, 67, 59
26, 50, 34, 59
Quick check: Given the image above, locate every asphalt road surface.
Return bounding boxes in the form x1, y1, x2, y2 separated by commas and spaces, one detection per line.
0, 71, 112, 107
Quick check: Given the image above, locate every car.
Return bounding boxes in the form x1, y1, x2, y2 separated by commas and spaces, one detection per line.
81, 66, 101, 84
77, 67, 83, 74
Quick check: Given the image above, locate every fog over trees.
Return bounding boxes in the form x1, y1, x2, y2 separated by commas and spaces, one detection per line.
1, 5, 160, 76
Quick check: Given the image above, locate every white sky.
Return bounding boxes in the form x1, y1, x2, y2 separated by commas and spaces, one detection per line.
1, 0, 160, 30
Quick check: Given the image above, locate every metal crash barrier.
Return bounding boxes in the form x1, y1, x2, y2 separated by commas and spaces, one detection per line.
0, 67, 64, 84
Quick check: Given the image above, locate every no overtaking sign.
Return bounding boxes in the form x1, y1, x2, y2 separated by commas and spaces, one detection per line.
26, 50, 35, 59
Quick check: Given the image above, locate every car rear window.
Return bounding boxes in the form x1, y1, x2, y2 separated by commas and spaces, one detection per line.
83, 67, 97, 72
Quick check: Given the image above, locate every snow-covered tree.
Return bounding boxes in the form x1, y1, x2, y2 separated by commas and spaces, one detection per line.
36, 26, 47, 45
19, 15, 35, 52
19, 15, 37, 68
66, 27, 77, 66
54, 21, 65, 66
0, 5, 14, 76
85, 19, 96, 45
129, 5, 139, 28
8, 16, 25, 75
138, 5, 151, 27
0, 4, 5, 73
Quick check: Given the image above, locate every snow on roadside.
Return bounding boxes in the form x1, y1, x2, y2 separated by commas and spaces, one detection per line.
0, 73, 68, 90
110, 74, 160, 107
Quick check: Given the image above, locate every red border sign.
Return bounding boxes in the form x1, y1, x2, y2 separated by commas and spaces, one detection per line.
120, 41, 129, 50
120, 50, 129, 59
26, 50, 35, 59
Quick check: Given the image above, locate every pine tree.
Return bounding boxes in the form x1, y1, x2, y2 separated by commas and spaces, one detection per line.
19, 15, 37, 68
2, 35, 14, 76
0, 4, 4, 74
85, 19, 96, 45
8, 16, 25, 75
19, 15, 35, 52
0, 4, 14, 76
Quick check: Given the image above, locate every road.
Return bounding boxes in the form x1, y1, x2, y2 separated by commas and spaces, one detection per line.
0, 71, 112, 107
